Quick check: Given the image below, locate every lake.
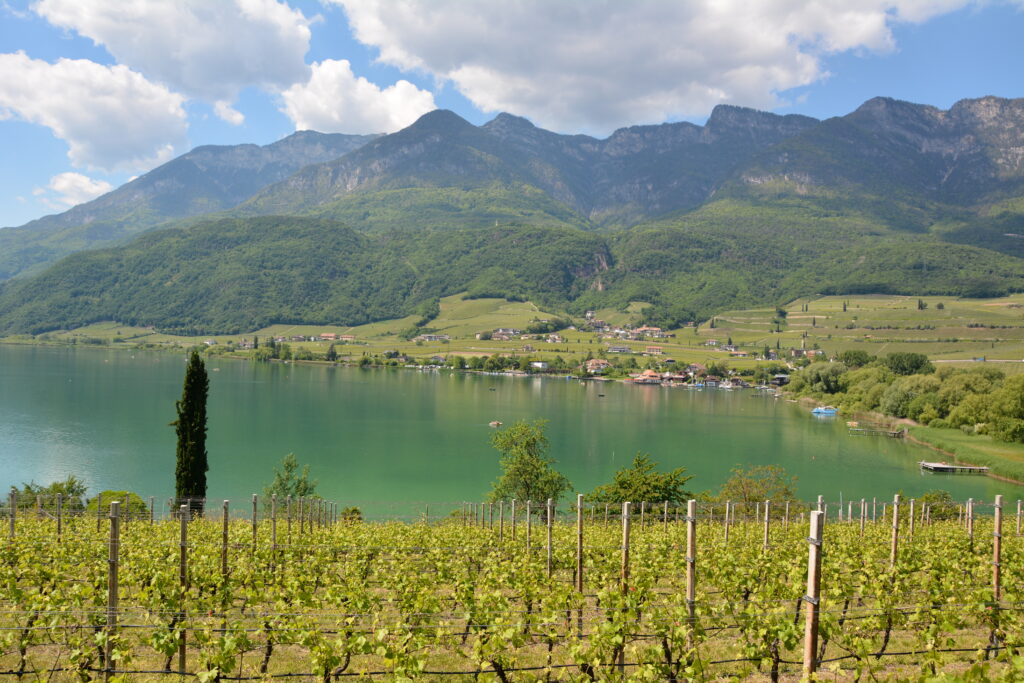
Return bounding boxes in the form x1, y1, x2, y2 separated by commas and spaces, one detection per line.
1, 344, 1019, 517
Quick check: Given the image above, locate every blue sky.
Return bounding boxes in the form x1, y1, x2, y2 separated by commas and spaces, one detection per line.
1, 0, 1022, 228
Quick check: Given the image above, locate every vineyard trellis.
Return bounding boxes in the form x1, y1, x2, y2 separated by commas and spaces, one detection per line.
3, 492, 1024, 681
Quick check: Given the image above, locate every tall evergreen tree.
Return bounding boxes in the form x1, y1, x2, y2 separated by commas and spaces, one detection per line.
174, 350, 209, 510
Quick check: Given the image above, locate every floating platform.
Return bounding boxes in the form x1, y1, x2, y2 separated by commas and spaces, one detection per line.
919, 461, 989, 474
850, 428, 905, 438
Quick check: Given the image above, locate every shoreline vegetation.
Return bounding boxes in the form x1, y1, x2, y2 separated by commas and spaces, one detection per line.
7, 291, 1024, 488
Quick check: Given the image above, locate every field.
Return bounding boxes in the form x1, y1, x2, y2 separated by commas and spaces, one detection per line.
4, 496, 1024, 681
11, 294, 1024, 376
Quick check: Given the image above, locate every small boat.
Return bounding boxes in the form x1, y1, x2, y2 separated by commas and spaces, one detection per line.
811, 406, 838, 416
488, 421, 502, 428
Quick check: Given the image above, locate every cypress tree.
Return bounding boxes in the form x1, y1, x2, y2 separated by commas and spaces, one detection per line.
174, 350, 209, 511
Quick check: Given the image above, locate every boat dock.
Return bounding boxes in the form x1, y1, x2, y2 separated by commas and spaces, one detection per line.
850, 427, 905, 438
919, 461, 989, 474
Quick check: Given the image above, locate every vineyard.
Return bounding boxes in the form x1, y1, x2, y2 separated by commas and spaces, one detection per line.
3, 494, 1024, 681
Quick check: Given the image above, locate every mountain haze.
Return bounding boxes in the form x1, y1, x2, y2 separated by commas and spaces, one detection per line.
0, 130, 379, 280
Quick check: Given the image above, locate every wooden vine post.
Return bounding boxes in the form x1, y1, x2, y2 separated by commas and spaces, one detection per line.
526, 500, 533, 555
511, 499, 517, 540
251, 494, 258, 552
96, 491, 103, 532
56, 493, 63, 541
762, 499, 771, 550
271, 495, 278, 555
1017, 499, 1021, 536
104, 500, 120, 683
178, 504, 189, 675
686, 499, 697, 649
968, 498, 975, 547
723, 500, 731, 546
619, 501, 631, 674
860, 499, 866, 536
149, 496, 155, 524
908, 499, 915, 540
784, 500, 790, 528
889, 494, 900, 569
576, 493, 584, 637
221, 501, 229, 578
546, 498, 553, 578
992, 494, 1004, 652
802, 510, 824, 678
8, 490, 15, 538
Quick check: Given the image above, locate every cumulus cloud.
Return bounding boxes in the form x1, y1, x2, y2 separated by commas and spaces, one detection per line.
214, 101, 246, 126
333, 0, 980, 133
281, 59, 435, 134
38, 172, 114, 208
33, 0, 312, 103
0, 52, 186, 170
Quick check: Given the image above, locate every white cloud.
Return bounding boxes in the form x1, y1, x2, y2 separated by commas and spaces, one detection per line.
280, 59, 435, 134
0, 52, 186, 171
333, 0, 981, 134
43, 172, 114, 208
214, 101, 246, 126
33, 0, 312, 102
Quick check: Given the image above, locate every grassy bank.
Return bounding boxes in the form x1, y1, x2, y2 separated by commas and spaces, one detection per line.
907, 425, 1024, 484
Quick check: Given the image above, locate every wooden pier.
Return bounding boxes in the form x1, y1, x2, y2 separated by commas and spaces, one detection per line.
919, 461, 989, 474
850, 427, 905, 438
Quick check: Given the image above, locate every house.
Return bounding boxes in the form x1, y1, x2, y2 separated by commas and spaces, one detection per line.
584, 358, 612, 374
703, 375, 721, 387
546, 334, 564, 343
729, 351, 749, 357
607, 345, 632, 353
494, 328, 521, 336
687, 363, 707, 375
320, 333, 338, 341
530, 361, 549, 370
416, 334, 451, 342
203, 339, 217, 346
629, 369, 663, 384
644, 346, 663, 355
634, 325, 666, 338
771, 374, 791, 386
290, 335, 306, 342
705, 339, 719, 346
338, 335, 355, 342
523, 344, 535, 352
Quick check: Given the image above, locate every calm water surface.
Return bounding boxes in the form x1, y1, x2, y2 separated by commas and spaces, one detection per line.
1, 344, 1019, 516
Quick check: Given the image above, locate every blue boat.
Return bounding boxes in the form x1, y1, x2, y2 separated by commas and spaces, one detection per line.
811, 406, 838, 416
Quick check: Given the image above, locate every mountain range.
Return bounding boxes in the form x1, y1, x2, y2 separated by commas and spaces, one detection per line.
1, 95, 1023, 335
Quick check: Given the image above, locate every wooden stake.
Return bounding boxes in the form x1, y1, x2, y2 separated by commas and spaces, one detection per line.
498, 500, 504, 543
251, 494, 258, 552
784, 500, 790, 528
641, 500, 646, 529
221, 501, 229, 578
763, 500, 771, 550
908, 499, 915, 540
104, 500, 120, 682
56, 493, 62, 540
802, 511, 824, 678
96, 491, 103, 532
8, 490, 14, 538
968, 498, 975, 546
619, 501, 631, 675
179, 504, 188, 675
860, 499, 866, 536
686, 500, 697, 649
546, 498, 553, 578
1017, 499, 1022, 537
271, 495, 277, 555
889, 494, 900, 569
663, 500, 669, 529
575, 494, 584, 593
511, 499, 517, 540
149, 496, 154, 524
993, 495, 1003, 604
526, 500, 532, 555
872, 497, 877, 522
723, 501, 731, 546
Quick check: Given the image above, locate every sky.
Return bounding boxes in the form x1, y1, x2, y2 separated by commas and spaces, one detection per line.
1, 0, 1023, 228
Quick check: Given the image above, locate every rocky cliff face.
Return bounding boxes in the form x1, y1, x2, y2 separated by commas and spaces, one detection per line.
244, 105, 820, 225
